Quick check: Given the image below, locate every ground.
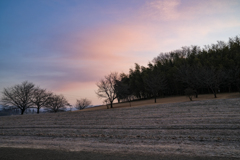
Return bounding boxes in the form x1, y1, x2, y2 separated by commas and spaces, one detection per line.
0, 93, 240, 160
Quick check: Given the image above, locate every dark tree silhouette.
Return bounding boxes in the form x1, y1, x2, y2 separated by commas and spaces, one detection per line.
200, 67, 226, 98
115, 80, 134, 107
1, 81, 35, 115
227, 67, 240, 93
143, 70, 166, 103
177, 65, 202, 98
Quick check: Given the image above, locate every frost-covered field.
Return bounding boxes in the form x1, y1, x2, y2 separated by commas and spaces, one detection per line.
0, 98, 240, 158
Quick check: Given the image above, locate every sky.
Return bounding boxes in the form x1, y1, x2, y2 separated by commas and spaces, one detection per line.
0, 0, 240, 106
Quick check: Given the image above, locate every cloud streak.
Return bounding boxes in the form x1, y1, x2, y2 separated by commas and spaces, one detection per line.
35, 0, 240, 94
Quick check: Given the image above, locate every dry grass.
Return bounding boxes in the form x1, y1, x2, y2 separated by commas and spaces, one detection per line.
0, 92, 240, 158
82, 92, 240, 111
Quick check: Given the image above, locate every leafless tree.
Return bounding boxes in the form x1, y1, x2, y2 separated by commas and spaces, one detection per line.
96, 72, 119, 108
1, 81, 35, 115
31, 87, 52, 114
75, 98, 92, 110
45, 94, 69, 113
144, 71, 167, 103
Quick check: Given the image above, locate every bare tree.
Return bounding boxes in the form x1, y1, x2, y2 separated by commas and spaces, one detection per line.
45, 94, 69, 113
1, 81, 35, 115
75, 98, 92, 110
96, 72, 119, 108
31, 87, 52, 114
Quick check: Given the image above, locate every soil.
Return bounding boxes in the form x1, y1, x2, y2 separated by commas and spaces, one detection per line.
1, 147, 239, 160
0, 93, 240, 159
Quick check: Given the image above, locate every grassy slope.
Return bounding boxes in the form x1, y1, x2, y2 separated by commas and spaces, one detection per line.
82, 92, 240, 111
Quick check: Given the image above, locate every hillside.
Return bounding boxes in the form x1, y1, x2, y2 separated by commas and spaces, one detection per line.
83, 92, 240, 111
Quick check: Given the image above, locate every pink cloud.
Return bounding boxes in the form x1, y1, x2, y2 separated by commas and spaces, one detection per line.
68, 25, 159, 59
145, 0, 181, 20
141, 0, 240, 22
53, 81, 98, 105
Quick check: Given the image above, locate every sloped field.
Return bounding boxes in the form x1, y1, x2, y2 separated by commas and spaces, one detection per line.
0, 98, 240, 158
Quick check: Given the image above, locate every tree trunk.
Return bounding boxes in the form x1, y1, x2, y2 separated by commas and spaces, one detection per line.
189, 96, 192, 101
214, 92, 217, 98
210, 87, 217, 98
110, 101, 113, 108
37, 107, 40, 114
154, 96, 156, 103
128, 99, 132, 107
195, 90, 198, 98
21, 109, 24, 115
237, 84, 240, 93
213, 89, 217, 98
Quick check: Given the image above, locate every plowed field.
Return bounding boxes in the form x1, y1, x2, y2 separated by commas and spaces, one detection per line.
0, 94, 240, 159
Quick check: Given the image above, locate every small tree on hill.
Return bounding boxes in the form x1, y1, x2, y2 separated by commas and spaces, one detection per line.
96, 72, 119, 108
45, 94, 69, 113
31, 87, 52, 114
75, 98, 92, 110
1, 81, 35, 115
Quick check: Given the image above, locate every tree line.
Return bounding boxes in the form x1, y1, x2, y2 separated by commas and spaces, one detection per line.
1, 35, 239, 112
1, 81, 92, 115
96, 35, 240, 107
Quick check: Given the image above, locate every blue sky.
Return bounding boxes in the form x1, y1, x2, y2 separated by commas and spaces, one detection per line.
0, 0, 240, 105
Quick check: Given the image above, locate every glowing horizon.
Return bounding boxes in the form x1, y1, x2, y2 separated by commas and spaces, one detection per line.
1, 0, 240, 105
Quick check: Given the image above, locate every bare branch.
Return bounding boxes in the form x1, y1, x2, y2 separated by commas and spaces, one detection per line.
1, 81, 35, 115
75, 98, 92, 110
95, 72, 119, 108
44, 94, 69, 113
31, 87, 52, 114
